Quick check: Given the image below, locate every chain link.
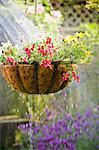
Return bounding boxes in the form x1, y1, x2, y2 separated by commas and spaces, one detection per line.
24, 0, 30, 14
47, 0, 54, 12
34, 0, 38, 16
24, 0, 62, 34
47, 0, 63, 35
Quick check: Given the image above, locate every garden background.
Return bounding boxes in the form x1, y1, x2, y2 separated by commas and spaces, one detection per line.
0, 0, 99, 149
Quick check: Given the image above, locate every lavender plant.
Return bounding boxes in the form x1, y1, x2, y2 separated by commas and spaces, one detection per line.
18, 106, 99, 150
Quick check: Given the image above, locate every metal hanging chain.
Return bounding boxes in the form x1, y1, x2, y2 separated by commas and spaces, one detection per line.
47, 0, 54, 13
24, 0, 37, 15
24, 0, 30, 14
33, 0, 38, 24
34, 0, 38, 16
15, 0, 31, 46
47, 0, 63, 34
23, 0, 38, 25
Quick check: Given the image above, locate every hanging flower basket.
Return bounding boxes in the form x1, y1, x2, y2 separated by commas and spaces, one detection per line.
0, 61, 70, 94
0, 32, 92, 94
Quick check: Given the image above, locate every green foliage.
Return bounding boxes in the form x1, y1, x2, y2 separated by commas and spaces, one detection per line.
80, 23, 99, 43
0, 32, 93, 65
62, 32, 93, 63
86, 0, 99, 11
76, 138, 97, 150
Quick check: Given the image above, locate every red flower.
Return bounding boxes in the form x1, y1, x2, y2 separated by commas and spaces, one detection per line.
50, 51, 53, 57
31, 44, 35, 51
38, 45, 50, 57
22, 58, 28, 63
46, 38, 52, 45
76, 76, 80, 83
41, 59, 52, 69
24, 48, 31, 57
72, 71, 80, 83
72, 71, 76, 77
38, 45, 41, 51
6, 57, 15, 65
62, 72, 70, 81
48, 44, 54, 49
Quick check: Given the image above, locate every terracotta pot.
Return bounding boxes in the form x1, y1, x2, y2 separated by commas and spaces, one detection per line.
0, 62, 70, 94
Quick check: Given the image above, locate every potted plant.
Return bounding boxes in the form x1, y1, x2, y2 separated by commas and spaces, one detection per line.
0, 32, 93, 94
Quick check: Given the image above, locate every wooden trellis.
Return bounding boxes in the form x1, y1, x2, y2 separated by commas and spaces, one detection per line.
50, 0, 98, 27
63, 5, 98, 27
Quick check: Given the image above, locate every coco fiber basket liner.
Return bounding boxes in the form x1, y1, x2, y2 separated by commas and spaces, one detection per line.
0, 62, 70, 94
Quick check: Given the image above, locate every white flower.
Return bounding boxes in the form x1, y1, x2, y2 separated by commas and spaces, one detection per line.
36, 4, 45, 14
0, 41, 12, 53
27, 4, 44, 15
52, 10, 62, 19
27, 6, 34, 15
45, 13, 54, 22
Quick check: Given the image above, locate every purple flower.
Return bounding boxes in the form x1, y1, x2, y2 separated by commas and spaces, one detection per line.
96, 145, 99, 149
62, 91, 67, 97
57, 119, 66, 126
26, 114, 32, 119
67, 142, 75, 150
87, 132, 95, 140
18, 106, 98, 150
33, 127, 40, 134
93, 114, 99, 119
95, 136, 99, 140
66, 114, 72, 121
85, 108, 92, 118
61, 139, 67, 145
67, 136, 75, 142
67, 126, 72, 134
74, 132, 80, 138
52, 138, 60, 145
96, 120, 99, 125
44, 135, 54, 142
73, 123, 81, 130
82, 121, 90, 129
18, 124, 28, 133
96, 105, 99, 110
37, 142, 46, 150
76, 112, 82, 120
45, 109, 51, 117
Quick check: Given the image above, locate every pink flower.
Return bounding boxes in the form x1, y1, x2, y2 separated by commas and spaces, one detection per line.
72, 71, 76, 77
41, 59, 52, 69
62, 72, 70, 81
72, 71, 80, 83
24, 48, 31, 57
38, 46, 50, 57
50, 51, 53, 57
76, 76, 80, 83
6, 57, 14, 62
6, 57, 16, 65
22, 58, 28, 63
